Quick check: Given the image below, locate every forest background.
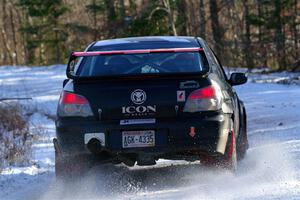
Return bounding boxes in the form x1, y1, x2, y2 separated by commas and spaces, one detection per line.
0, 0, 299, 71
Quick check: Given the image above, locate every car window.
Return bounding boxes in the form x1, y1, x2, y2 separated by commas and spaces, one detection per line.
76, 52, 209, 77
209, 48, 228, 80
201, 40, 227, 80
210, 49, 227, 80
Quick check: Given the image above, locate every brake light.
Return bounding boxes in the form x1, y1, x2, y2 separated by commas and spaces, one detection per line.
60, 92, 89, 105
188, 86, 216, 100
57, 91, 93, 117
183, 86, 222, 112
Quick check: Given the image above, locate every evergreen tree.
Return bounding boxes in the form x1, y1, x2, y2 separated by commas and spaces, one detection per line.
18, 0, 67, 64
0, 0, 297, 70
127, 1, 171, 36
247, 0, 293, 70
86, 0, 106, 40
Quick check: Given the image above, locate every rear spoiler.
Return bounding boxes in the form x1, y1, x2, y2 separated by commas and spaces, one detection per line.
67, 47, 205, 79
71, 47, 203, 57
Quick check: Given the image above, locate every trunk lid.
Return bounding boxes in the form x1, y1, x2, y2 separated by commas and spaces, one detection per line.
74, 78, 210, 121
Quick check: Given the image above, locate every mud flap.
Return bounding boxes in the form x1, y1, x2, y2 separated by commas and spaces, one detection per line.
216, 116, 232, 155
53, 138, 65, 179
219, 130, 237, 171
201, 130, 237, 172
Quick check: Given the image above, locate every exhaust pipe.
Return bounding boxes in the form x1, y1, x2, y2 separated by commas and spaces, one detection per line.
87, 138, 103, 154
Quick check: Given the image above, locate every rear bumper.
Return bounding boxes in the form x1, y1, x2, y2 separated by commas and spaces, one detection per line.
55, 112, 232, 159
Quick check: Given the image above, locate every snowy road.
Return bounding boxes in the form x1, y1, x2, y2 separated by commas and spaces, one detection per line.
0, 66, 300, 200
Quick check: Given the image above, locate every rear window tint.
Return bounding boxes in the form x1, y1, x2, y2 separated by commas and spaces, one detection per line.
76, 52, 209, 77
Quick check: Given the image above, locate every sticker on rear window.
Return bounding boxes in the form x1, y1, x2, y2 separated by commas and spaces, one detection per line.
177, 91, 186, 102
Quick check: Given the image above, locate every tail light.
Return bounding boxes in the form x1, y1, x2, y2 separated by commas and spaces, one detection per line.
183, 85, 222, 112
57, 91, 93, 117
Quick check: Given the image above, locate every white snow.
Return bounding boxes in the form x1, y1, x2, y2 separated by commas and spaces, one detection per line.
0, 65, 300, 200
225, 67, 300, 85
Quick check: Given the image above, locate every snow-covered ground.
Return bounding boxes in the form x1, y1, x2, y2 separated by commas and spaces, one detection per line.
0, 66, 300, 200
225, 67, 300, 85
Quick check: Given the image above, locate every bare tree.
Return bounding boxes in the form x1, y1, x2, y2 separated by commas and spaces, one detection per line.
8, 4, 19, 65
243, 0, 254, 68
274, 0, 287, 70
199, 0, 206, 39
149, 0, 177, 36
209, 0, 223, 60
1, 0, 13, 65
177, 0, 188, 35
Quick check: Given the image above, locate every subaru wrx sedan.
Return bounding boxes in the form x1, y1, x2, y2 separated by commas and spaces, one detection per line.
54, 36, 248, 177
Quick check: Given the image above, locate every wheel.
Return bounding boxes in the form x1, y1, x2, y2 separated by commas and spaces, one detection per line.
237, 110, 248, 161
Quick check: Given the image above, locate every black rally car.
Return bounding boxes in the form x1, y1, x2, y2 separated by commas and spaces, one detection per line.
54, 36, 248, 177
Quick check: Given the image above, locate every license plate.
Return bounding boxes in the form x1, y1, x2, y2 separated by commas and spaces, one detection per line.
122, 130, 155, 148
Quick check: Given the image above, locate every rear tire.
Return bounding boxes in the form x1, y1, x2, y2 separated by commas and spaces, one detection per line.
237, 113, 248, 161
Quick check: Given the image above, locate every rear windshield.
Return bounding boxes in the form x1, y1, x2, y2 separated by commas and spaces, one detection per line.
76, 52, 208, 77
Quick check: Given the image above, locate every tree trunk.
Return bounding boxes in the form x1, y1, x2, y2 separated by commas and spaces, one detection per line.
189, 0, 196, 35
209, 0, 223, 60
177, 0, 187, 35
199, 0, 206, 39
105, 0, 117, 37
163, 0, 177, 36
1, 0, 13, 65
274, 0, 286, 71
9, 5, 18, 65
185, 1, 192, 35
128, 0, 137, 16
292, 0, 299, 60
119, 0, 126, 18
92, 0, 97, 40
243, 0, 254, 68
257, 0, 267, 67
17, 6, 29, 65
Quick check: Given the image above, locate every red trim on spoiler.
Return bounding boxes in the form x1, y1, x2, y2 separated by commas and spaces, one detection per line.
72, 47, 203, 57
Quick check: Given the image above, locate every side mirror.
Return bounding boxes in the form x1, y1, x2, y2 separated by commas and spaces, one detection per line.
229, 73, 247, 86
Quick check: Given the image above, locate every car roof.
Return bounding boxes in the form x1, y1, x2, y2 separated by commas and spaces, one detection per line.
90, 36, 201, 51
